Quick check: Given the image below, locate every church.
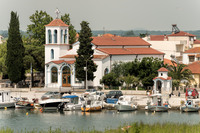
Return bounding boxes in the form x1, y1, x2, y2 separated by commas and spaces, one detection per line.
44, 17, 165, 89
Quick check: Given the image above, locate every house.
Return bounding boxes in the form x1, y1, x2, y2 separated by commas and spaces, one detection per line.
182, 47, 200, 64
44, 18, 165, 89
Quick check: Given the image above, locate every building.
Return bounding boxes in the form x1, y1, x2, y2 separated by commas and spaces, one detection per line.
44, 17, 165, 89
182, 47, 200, 64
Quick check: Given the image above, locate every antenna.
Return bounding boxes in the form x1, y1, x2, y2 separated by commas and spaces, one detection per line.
55, 8, 60, 19
172, 24, 180, 34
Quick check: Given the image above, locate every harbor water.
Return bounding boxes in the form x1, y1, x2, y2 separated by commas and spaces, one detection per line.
1, 109, 200, 132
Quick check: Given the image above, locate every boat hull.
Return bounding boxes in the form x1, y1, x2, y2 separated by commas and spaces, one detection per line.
39, 99, 69, 110
0, 102, 15, 108
116, 104, 137, 111
147, 105, 168, 112
64, 104, 82, 111
81, 106, 102, 112
180, 106, 199, 112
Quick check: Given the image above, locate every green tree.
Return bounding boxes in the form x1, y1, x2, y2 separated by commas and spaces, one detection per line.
61, 13, 77, 44
0, 42, 7, 79
167, 62, 194, 91
100, 73, 120, 88
27, 10, 53, 46
6, 11, 25, 84
123, 30, 135, 37
75, 21, 97, 86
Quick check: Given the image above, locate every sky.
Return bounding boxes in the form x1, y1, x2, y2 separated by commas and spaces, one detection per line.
1, 0, 200, 31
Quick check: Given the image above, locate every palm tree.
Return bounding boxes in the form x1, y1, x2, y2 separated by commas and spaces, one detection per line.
167, 61, 194, 91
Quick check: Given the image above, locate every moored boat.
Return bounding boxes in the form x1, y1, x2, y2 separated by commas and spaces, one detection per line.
62, 95, 85, 111
81, 100, 102, 112
0, 91, 16, 108
115, 96, 137, 112
39, 98, 69, 110
180, 99, 199, 112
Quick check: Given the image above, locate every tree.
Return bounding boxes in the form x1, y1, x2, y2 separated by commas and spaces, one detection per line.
100, 73, 120, 88
167, 61, 194, 91
61, 14, 77, 44
0, 42, 7, 79
6, 11, 25, 84
123, 30, 135, 37
75, 21, 97, 86
27, 10, 53, 46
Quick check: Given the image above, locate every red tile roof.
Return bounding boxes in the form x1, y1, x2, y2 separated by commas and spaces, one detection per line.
158, 67, 168, 72
164, 58, 177, 66
194, 40, 200, 44
150, 35, 168, 41
196, 54, 200, 58
102, 33, 116, 37
153, 77, 172, 80
96, 48, 164, 55
45, 19, 69, 27
46, 60, 75, 65
168, 31, 196, 37
92, 36, 151, 46
184, 47, 200, 53
185, 61, 200, 74
60, 54, 108, 59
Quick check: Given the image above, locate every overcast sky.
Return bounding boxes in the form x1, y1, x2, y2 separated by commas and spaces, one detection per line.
1, 0, 200, 31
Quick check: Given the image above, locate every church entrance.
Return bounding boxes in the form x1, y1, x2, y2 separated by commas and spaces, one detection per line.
156, 80, 162, 93
62, 66, 71, 87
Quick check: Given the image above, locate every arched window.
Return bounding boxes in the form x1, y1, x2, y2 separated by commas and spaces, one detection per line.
48, 30, 52, 43
51, 49, 54, 59
61, 30, 63, 43
104, 68, 109, 75
51, 67, 58, 83
54, 30, 57, 43
64, 29, 67, 43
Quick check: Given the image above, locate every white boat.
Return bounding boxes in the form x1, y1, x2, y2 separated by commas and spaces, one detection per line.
180, 99, 199, 112
115, 96, 137, 111
15, 97, 34, 109
62, 95, 85, 111
39, 98, 69, 110
0, 91, 16, 108
145, 94, 169, 112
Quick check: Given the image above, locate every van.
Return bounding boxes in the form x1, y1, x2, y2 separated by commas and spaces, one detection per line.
185, 88, 199, 99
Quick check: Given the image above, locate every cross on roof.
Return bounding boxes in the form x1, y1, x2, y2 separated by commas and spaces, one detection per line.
55, 8, 60, 19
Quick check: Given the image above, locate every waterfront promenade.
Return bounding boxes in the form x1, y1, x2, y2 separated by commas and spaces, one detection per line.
0, 87, 192, 110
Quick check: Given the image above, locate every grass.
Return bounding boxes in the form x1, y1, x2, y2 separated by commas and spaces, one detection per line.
1, 123, 200, 133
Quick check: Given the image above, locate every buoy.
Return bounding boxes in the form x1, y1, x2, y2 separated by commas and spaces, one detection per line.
26, 112, 28, 116
4, 107, 7, 110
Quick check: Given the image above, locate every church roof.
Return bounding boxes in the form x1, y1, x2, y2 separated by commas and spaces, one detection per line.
184, 47, 200, 53
92, 36, 151, 46
45, 19, 69, 27
153, 77, 172, 81
96, 48, 164, 55
46, 60, 75, 65
168, 31, 196, 37
157, 67, 168, 72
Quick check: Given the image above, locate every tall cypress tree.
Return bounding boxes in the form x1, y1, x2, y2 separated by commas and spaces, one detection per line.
75, 21, 97, 84
6, 11, 25, 84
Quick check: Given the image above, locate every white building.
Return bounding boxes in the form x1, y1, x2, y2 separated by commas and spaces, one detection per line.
44, 18, 165, 89
182, 47, 200, 64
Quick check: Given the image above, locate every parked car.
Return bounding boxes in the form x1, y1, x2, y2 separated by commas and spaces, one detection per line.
41, 91, 61, 100
106, 91, 123, 99
185, 88, 199, 99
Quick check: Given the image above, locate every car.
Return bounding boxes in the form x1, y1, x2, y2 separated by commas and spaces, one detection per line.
106, 91, 123, 99
185, 88, 199, 99
41, 91, 61, 100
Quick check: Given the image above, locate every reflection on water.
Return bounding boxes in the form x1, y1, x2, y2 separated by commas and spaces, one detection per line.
0, 109, 200, 132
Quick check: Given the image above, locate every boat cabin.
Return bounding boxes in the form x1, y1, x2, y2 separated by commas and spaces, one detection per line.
0, 91, 12, 103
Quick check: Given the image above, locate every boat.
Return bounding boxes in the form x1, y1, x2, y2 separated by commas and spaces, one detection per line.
115, 96, 137, 111
39, 98, 69, 110
15, 97, 34, 109
0, 91, 16, 108
145, 94, 169, 112
62, 95, 85, 111
180, 99, 199, 112
81, 95, 102, 112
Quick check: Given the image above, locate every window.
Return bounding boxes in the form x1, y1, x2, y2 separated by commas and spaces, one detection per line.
51, 67, 58, 83
161, 73, 163, 76
51, 49, 54, 59
61, 30, 63, 43
54, 30, 57, 43
189, 55, 195, 62
104, 68, 109, 75
64, 29, 67, 43
48, 30, 52, 43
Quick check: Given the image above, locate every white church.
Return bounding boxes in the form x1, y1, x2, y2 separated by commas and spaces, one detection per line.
44, 16, 165, 89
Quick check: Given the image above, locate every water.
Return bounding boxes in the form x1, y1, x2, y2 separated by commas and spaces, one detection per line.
0, 109, 200, 132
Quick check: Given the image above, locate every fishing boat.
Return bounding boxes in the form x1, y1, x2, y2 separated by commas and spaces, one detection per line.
145, 94, 169, 112
15, 97, 34, 109
180, 99, 199, 112
115, 96, 137, 111
62, 95, 85, 111
81, 100, 102, 112
0, 91, 16, 108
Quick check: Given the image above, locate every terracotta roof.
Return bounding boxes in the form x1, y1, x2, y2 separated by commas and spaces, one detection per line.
44, 44, 71, 46
153, 77, 172, 80
60, 54, 108, 59
158, 67, 168, 72
102, 34, 116, 37
150, 35, 168, 41
45, 19, 69, 27
185, 61, 200, 74
46, 60, 75, 65
164, 58, 177, 66
194, 40, 200, 44
168, 31, 196, 37
96, 48, 164, 55
184, 47, 200, 53
196, 54, 200, 58
92, 36, 151, 46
